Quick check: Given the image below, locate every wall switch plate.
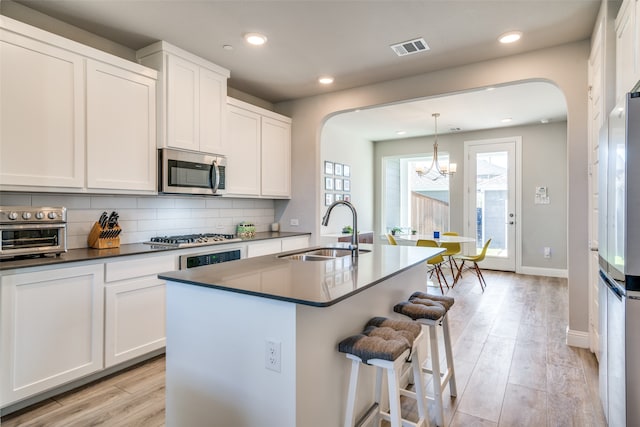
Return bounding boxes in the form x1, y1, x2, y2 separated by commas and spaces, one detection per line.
265, 340, 281, 372
290, 219, 299, 226
544, 247, 551, 258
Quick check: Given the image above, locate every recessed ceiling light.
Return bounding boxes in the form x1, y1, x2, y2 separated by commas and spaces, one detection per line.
501, 117, 513, 123
396, 130, 407, 135
499, 31, 522, 44
540, 118, 550, 124
223, 45, 233, 51
244, 33, 267, 46
318, 76, 334, 85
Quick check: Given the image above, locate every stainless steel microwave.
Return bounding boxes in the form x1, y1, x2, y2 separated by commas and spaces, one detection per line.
159, 148, 227, 196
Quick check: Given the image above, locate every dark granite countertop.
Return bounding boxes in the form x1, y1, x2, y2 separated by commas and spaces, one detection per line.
159, 243, 443, 307
0, 231, 310, 271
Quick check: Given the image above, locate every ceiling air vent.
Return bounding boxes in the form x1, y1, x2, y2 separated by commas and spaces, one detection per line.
390, 38, 430, 57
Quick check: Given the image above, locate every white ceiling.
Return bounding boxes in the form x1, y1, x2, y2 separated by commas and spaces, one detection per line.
327, 81, 568, 141
7, 0, 599, 139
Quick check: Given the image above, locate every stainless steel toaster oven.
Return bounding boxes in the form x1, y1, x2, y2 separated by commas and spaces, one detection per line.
0, 206, 67, 259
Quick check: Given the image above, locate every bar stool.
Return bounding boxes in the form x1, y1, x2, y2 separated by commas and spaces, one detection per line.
338, 317, 431, 427
394, 292, 457, 427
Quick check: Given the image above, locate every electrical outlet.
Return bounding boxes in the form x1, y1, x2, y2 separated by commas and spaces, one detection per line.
290, 218, 299, 226
544, 247, 551, 258
265, 340, 281, 372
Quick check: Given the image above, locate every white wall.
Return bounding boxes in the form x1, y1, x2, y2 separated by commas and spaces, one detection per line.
319, 122, 374, 236
0, 192, 275, 249
275, 41, 590, 337
374, 121, 568, 271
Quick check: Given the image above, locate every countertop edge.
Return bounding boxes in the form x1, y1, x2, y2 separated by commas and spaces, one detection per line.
0, 231, 311, 271
160, 245, 441, 307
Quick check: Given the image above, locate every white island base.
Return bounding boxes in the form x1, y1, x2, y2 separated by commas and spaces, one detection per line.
165, 262, 428, 427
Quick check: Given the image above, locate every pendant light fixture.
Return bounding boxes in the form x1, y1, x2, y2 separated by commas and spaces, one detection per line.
416, 113, 457, 179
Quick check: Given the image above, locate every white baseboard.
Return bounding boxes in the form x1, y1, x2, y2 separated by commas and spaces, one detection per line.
566, 326, 590, 349
518, 266, 568, 278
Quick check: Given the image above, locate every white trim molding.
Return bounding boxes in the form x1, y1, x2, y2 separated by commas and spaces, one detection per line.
566, 326, 590, 349
517, 266, 568, 278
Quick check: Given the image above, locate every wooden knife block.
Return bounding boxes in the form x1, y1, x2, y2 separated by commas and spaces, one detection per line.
87, 222, 121, 249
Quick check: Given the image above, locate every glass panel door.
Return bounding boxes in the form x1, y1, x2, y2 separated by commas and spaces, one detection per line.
465, 139, 517, 271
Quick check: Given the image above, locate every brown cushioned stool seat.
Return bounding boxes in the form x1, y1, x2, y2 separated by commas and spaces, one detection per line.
338, 317, 430, 427
410, 291, 455, 311
338, 317, 421, 363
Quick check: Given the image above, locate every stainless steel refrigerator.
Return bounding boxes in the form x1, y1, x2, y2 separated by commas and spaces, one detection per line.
599, 90, 640, 427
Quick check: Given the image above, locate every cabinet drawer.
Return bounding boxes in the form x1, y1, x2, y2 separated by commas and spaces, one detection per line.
247, 240, 282, 258
105, 254, 176, 282
281, 236, 310, 252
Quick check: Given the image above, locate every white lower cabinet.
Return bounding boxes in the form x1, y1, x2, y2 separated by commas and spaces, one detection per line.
104, 278, 166, 367
103, 254, 174, 368
247, 240, 284, 258
0, 264, 104, 407
247, 236, 311, 258
281, 236, 310, 252
0, 236, 309, 409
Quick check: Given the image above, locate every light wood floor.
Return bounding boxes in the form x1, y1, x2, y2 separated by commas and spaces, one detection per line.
1, 270, 606, 427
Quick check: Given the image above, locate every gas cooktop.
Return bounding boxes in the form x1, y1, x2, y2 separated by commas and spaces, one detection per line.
144, 233, 242, 248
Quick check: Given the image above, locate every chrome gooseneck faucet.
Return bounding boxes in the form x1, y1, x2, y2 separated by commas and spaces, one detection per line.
322, 200, 359, 257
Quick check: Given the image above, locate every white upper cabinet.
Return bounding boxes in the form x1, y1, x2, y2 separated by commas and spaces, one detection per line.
261, 116, 291, 198
86, 60, 157, 192
0, 25, 85, 189
227, 103, 262, 196
137, 41, 230, 155
0, 16, 158, 194
167, 54, 199, 151
636, 0, 640, 84
615, 0, 640, 101
226, 97, 292, 199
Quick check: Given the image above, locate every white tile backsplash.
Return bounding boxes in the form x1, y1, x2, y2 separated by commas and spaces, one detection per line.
31, 194, 91, 209
1, 193, 32, 206
2, 192, 276, 249
90, 196, 138, 209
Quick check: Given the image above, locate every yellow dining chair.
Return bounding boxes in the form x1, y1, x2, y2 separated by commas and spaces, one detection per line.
454, 238, 492, 292
440, 231, 461, 282
386, 234, 398, 245
416, 239, 449, 294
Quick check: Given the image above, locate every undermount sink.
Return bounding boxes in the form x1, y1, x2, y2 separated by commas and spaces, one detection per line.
279, 247, 371, 261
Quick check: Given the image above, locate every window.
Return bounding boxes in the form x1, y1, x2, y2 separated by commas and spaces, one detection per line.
383, 155, 450, 234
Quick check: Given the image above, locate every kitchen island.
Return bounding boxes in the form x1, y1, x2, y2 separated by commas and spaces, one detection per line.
158, 243, 443, 427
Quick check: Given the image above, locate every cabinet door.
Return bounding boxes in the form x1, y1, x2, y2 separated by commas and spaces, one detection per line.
261, 117, 291, 198
247, 240, 283, 258
281, 236, 310, 252
199, 67, 227, 155
86, 60, 157, 192
0, 30, 84, 189
104, 278, 166, 367
615, 0, 636, 101
167, 55, 199, 151
635, 0, 640, 86
0, 264, 104, 406
226, 104, 261, 196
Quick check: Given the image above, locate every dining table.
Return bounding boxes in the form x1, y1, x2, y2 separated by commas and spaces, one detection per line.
395, 234, 476, 244
393, 233, 476, 287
